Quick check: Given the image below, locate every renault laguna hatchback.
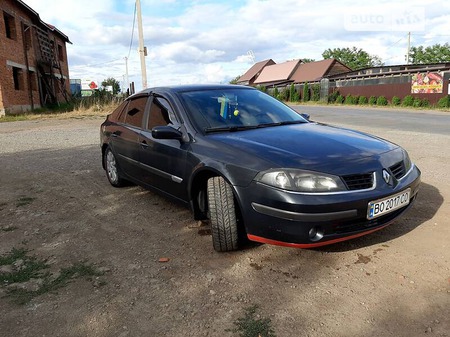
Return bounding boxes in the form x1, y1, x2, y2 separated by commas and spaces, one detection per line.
100, 85, 421, 252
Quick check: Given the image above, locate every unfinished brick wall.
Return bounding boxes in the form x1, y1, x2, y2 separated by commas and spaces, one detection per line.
0, 0, 71, 115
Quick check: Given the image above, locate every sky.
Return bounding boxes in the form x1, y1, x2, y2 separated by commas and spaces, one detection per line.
23, 0, 450, 92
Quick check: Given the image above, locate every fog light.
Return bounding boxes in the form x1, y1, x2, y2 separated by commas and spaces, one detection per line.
308, 226, 324, 242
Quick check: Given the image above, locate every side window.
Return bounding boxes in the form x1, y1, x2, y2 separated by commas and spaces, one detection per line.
147, 97, 177, 130
125, 96, 148, 128
109, 101, 128, 122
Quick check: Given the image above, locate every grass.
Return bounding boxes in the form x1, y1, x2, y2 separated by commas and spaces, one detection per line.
228, 305, 276, 337
1, 226, 18, 232
0, 248, 105, 304
0, 97, 123, 123
16, 196, 36, 207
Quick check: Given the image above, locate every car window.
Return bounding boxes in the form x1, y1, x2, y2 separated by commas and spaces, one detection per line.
147, 96, 176, 130
109, 100, 128, 123
124, 96, 148, 128
179, 88, 307, 131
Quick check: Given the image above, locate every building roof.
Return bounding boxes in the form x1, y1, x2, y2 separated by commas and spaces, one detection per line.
237, 59, 275, 84
290, 59, 352, 83
16, 0, 72, 44
253, 59, 302, 86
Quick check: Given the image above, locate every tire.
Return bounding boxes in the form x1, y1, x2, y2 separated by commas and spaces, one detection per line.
104, 147, 124, 187
207, 176, 239, 252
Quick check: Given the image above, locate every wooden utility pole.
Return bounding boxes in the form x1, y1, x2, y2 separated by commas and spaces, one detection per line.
136, 0, 147, 89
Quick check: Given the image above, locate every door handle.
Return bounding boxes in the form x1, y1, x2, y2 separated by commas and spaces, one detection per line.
141, 140, 148, 149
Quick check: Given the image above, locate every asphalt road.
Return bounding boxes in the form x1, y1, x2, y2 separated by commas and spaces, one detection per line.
291, 104, 450, 136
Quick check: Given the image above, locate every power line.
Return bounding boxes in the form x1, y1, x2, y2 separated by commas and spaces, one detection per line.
127, 2, 137, 59
71, 58, 122, 68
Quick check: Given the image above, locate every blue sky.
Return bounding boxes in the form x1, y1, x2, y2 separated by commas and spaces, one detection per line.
23, 0, 450, 92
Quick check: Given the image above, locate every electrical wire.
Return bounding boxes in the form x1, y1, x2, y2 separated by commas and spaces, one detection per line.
127, 1, 137, 59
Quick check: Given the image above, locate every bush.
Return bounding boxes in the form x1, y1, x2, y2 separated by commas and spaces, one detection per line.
421, 99, 430, 108
358, 96, 368, 105
402, 95, 414, 106
413, 98, 422, 107
437, 96, 450, 108
376, 96, 388, 106
256, 85, 266, 93
272, 87, 279, 100
328, 90, 340, 103
391, 96, 401, 106
368, 96, 377, 105
279, 86, 289, 101
311, 84, 320, 101
302, 82, 310, 102
335, 95, 344, 104
344, 94, 357, 105
292, 90, 300, 102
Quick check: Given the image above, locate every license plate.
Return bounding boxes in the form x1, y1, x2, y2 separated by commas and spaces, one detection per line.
367, 189, 411, 220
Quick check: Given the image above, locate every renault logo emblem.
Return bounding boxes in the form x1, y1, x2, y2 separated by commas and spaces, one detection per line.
382, 169, 391, 184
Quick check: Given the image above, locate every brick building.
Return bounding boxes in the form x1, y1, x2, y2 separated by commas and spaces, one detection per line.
0, 0, 71, 116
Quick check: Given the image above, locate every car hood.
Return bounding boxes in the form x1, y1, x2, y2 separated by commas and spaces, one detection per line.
205, 123, 399, 175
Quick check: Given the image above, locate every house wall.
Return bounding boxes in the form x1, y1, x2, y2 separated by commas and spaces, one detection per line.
0, 0, 70, 115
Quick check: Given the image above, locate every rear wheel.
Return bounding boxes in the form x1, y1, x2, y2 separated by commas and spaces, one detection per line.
207, 176, 239, 252
104, 147, 124, 187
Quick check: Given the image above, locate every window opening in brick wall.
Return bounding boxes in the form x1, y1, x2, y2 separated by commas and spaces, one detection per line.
58, 44, 64, 61
13, 67, 23, 90
3, 12, 17, 40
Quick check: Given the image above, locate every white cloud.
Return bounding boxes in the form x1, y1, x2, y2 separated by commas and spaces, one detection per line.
20, 0, 450, 91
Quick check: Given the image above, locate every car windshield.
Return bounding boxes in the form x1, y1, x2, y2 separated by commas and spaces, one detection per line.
179, 88, 307, 133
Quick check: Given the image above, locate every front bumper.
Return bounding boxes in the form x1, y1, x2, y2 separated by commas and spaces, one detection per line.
235, 166, 421, 248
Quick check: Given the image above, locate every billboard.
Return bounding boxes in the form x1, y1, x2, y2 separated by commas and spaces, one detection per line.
81, 80, 99, 91
411, 72, 443, 94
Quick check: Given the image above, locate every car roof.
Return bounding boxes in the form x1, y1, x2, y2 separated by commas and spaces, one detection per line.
138, 84, 255, 95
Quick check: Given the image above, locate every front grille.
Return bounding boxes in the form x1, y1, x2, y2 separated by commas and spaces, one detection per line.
389, 161, 406, 179
342, 173, 374, 190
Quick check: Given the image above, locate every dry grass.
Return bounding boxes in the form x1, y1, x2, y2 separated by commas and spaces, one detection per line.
0, 101, 119, 123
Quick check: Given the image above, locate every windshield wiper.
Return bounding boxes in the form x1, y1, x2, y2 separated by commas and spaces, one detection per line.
257, 120, 306, 128
204, 125, 258, 133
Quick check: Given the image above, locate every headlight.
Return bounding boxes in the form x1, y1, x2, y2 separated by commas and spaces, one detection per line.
255, 169, 347, 192
403, 151, 412, 172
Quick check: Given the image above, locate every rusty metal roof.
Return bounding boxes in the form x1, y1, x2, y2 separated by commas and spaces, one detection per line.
253, 59, 302, 85
237, 59, 276, 84
290, 59, 352, 83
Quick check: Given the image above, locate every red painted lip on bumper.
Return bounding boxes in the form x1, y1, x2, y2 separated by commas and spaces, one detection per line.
247, 225, 388, 249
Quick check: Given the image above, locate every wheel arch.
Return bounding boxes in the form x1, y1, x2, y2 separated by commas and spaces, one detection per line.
189, 166, 244, 223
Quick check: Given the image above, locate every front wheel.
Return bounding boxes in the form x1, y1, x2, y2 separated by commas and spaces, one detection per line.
104, 147, 124, 187
207, 176, 239, 252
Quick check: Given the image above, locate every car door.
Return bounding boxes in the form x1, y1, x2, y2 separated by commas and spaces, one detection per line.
112, 95, 149, 182
139, 95, 189, 201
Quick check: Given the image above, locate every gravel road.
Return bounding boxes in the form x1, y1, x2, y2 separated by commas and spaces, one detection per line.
0, 113, 449, 337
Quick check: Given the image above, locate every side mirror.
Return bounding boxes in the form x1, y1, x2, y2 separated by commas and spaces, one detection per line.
300, 113, 310, 121
151, 126, 183, 140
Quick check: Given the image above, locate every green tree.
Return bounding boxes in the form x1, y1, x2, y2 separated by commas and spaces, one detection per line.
101, 77, 121, 95
229, 75, 241, 84
322, 47, 383, 70
302, 82, 310, 102
302, 58, 316, 63
408, 43, 450, 64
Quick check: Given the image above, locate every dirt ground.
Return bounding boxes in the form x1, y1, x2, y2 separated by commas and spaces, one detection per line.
0, 114, 449, 337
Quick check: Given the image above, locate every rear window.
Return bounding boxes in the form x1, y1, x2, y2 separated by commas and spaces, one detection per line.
109, 101, 128, 123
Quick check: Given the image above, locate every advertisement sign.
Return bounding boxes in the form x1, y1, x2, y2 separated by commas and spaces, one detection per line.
411, 72, 443, 94
81, 80, 99, 91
